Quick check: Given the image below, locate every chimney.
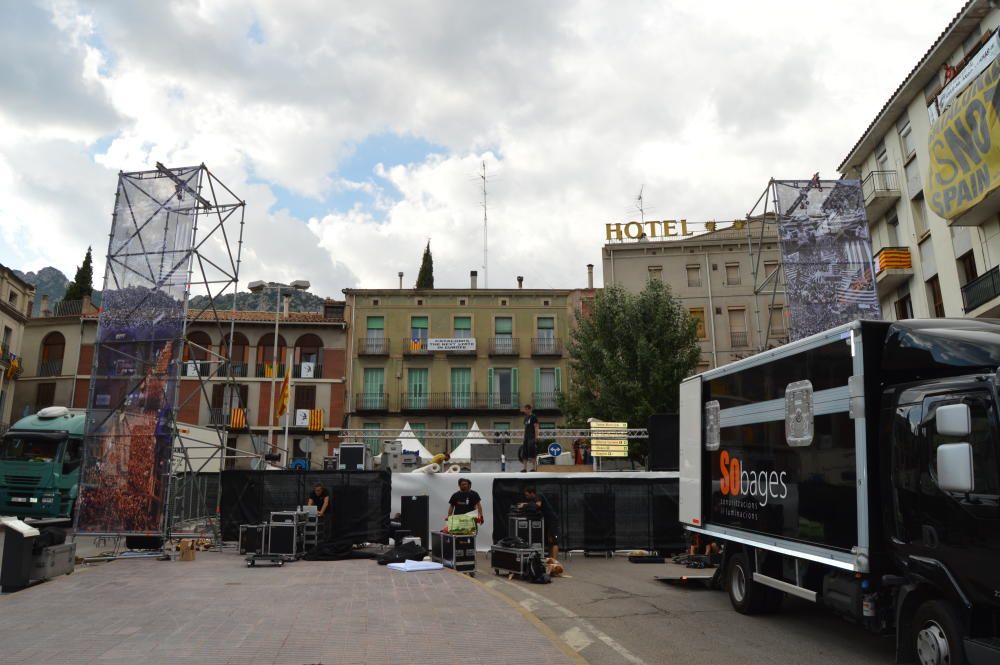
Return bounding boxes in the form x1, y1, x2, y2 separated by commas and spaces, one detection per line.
41, 294, 50, 318
82, 294, 92, 314
470, 270, 478, 289
282, 293, 291, 318
398, 272, 404, 289
517, 276, 524, 289
587, 264, 594, 289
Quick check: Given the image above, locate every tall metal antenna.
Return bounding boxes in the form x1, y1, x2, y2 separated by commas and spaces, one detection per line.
480, 160, 488, 288
635, 184, 646, 224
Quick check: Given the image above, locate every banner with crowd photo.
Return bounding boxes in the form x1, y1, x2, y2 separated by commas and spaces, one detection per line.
773, 179, 881, 341
75, 166, 201, 535
926, 54, 1000, 221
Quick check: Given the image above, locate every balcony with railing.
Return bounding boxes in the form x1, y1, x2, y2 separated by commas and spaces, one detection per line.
962, 265, 1000, 314
402, 338, 431, 356
730, 331, 749, 348
37, 359, 64, 377
486, 392, 520, 410
293, 363, 323, 379
209, 407, 248, 429
489, 336, 519, 356
530, 337, 562, 356
182, 360, 213, 378
52, 299, 84, 317
873, 246, 913, 295
255, 363, 286, 378
532, 392, 562, 412
357, 337, 390, 356
355, 392, 389, 412
218, 362, 249, 378
861, 170, 900, 223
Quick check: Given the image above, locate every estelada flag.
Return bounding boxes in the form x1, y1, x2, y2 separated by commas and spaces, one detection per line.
275, 365, 291, 423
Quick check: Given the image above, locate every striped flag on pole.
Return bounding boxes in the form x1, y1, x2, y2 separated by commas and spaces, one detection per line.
275, 366, 291, 424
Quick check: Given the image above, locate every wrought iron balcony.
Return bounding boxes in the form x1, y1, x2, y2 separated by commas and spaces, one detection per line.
357, 337, 390, 355
209, 407, 248, 429
962, 265, 1000, 313
485, 392, 520, 410
402, 338, 431, 356
489, 336, 519, 356
255, 363, 286, 378
218, 362, 248, 377
37, 359, 64, 377
293, 363, 323, 379
399, 392, 487, 411
873, 246, 914, 296
530, 337, 562, 356
861, 170, 901, 223
730, 331, 749, 348
532, 392, 562, 411
355, 392, 389, 412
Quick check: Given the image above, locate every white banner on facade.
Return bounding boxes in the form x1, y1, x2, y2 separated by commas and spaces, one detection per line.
928, 30, 1000, 123
426, 338, 476, 351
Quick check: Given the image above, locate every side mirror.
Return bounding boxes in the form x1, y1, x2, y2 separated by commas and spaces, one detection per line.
936, 442, 974, 493
935, 403, 971, 437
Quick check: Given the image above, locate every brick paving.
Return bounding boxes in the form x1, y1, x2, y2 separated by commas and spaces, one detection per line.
0, 552, 578, 665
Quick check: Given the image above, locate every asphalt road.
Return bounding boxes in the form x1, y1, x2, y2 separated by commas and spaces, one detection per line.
482, 555, 896, 665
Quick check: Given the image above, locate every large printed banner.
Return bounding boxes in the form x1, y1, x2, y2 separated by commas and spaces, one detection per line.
76, 166, 200, 535
926, 55, 1000, 221
774, 179, 880, 341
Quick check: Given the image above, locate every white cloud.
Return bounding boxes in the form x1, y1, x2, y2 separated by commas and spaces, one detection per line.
0, 0, 964, 297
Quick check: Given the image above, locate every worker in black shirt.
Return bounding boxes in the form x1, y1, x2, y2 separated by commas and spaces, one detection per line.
447, 477, 484, 525
524, 486, 559, 560
307, 482, 331, 542
520, 404, 540, 472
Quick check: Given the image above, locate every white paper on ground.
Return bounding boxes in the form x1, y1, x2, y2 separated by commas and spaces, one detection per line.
387, 559, 444, 572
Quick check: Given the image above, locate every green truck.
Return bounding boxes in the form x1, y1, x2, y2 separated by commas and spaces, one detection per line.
0, 407, 85, 519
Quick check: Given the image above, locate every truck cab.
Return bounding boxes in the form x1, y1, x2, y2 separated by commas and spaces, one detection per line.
0, 407, 86, 519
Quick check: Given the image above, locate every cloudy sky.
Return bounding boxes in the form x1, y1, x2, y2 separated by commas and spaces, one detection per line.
0, 1, 961, 298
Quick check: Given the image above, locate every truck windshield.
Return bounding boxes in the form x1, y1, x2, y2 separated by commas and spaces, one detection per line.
0, 436, 63, 463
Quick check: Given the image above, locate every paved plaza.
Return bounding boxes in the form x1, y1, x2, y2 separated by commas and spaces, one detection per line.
0, 550, 581, 665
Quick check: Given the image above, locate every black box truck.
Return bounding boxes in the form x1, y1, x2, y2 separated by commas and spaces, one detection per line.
679, 319, 1000, 665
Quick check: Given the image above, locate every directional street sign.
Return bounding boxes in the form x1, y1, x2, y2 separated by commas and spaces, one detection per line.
589, 421, 629, 457
548, 442, 563, 457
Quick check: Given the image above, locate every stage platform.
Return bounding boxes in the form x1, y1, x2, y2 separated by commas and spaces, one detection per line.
0, 550, 580, 665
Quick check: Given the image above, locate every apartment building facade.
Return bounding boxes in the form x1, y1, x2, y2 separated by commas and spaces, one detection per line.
602, 220, 786, 371
11, 300, 348, 469
0, 265, 36, 430
343, 276, 576, 453
838, 0, 1000, 321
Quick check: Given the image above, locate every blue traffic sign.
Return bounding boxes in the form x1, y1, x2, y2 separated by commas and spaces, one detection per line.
548, 442, 563, 457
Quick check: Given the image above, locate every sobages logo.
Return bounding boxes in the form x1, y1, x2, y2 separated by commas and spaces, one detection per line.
719, 450, 788, 507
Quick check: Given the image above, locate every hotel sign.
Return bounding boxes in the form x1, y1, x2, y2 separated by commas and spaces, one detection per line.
426, 338, 477, 352
606, 219, 745, 241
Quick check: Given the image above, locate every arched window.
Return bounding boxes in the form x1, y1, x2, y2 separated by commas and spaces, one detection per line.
39, 332, 65, 376
184, 331, 213, 362
294, 333, 323, 378
256, 333, 287, 377
221, 332, 250, 377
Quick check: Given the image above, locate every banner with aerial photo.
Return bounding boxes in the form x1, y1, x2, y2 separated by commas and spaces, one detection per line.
926, 55, 1000, 221
75, 166, 201, 535
773, 179, 881, 340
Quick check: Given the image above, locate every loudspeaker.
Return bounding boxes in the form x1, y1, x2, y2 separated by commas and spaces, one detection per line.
400, 495, 429, 550
647, 413, 679, 471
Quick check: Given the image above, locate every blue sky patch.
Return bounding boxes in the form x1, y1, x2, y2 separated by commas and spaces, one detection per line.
247, 20, 264, 44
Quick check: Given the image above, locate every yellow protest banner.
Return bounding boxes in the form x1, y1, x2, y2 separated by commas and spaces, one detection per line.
926, 56, 1000, 221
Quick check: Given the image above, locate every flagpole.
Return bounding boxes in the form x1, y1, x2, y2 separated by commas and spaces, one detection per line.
283, 346, 292, 461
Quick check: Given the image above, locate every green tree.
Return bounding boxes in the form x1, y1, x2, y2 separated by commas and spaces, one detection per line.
63, 246, 95, 302
560, 279, 700, 462
415, 241, 434, 289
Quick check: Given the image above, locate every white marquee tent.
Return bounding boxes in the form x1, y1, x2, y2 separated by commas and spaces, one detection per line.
395, 422, 434, 460
448, 422, 489, 462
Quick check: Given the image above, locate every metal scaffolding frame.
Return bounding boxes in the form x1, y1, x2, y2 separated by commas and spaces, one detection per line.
76, 163, 246, 541
744, 180, 785, 354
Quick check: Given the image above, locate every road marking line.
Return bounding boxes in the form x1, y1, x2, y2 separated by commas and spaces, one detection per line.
513, 584, 649, 665
561, 626, 594, 652
520, 598, 540, 611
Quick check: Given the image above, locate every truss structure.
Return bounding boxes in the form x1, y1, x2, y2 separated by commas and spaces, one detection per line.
76, 163, 245, 540
744, 180, 785, 353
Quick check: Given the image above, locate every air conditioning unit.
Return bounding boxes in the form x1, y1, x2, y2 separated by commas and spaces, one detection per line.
300, 361, 315, 378
295, 409, 310, 427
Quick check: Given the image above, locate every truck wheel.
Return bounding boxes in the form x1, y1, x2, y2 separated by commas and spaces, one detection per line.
727, 552, 767, 614
913, 600, 966, 665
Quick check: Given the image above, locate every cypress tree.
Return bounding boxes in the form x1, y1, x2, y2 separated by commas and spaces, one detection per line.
63, 246, 95, 301
415, 242, 434, 289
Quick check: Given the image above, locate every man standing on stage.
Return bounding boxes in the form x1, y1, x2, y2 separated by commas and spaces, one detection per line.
523, 486, 560, 560
520, 403, 540, 472
447, 477, 484, 525
307, 482, 331, 541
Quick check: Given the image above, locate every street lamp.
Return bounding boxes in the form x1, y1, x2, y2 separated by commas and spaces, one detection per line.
248, 279, 310, 464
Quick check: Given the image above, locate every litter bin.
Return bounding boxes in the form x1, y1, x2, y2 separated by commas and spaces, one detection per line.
0, 516, 40, 592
